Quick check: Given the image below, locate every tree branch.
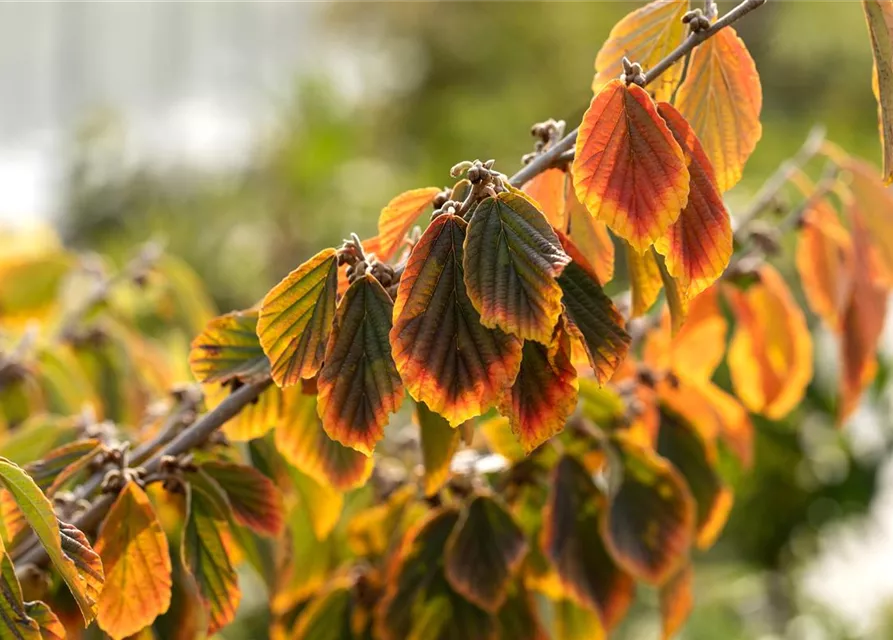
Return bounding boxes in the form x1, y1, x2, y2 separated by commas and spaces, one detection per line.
508, 0, 768, 189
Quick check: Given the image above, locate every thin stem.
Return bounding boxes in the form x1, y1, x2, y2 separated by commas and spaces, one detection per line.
509, 0, 768, 188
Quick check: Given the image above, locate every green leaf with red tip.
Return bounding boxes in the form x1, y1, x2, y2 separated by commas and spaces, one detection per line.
25, 438, 102, 495
181, 483, 241, 636
0, 534, 41, 640
572, 80, 690, 252
543, 455, 635, 629
317, 274, 405, 455
417, 402, 461, 497
95, 482, 172, 640
378, 187, 443, 260
603, 434, 696, 584
464, 190, 571, 343
199, 460, 285, 537
499, 318, 578, 453
0, 458, 103, 625
556, 233, 631, 383
23, 602, 63, 640
375, 508, 496, 640
657, 406, 733, 549
258, 248, 338, 387
444, 494, 528, 612
391, 214, 522, 426
654, 103, 732, 300
276, 388, 372, 491
188, 310, 269, 384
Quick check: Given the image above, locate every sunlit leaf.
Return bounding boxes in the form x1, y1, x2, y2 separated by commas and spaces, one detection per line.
625, 242, 663, 317
522, 168, 568, 231
23, 601, 64, 640
478, 415, 526, 463
347, 484, 423, 560
592, 0, 690, 102
416, 402, 461, 497
695, 382, 754, 469
675, 26, 762, 192
843, 157, 893, 284
499, 317, 578, 453
271, 504, 335, 615
556, 234, 631, 384
0, 458, 103, 624
258, 248, 338, 386
727, 265, 813, 420
181, 483, 241, 635
286, 465, 344, 540
603, 435, 695, 584
209, 382, 283, 442
200, 460, 284, 537
0, 251, 72, 328
567, 185, 615, 285
653, 103, 732, 299
572, 80, 689, 252
317, 274, 404, 455
188, 310, 269, 384
95, 482, 172, 639
292, 579, 354, 639
549, 597, 607, 640
657, 406, 733, 549
275, 388, 372, 491
445, 494, 528, 612
795, 193, 854, 332
0, 534, 41, 639
464, 189, 571, 343
0, 414, 81, 468
378, 187, 442, 260
391, 214, 522, 426
863, 0, 893, 183
659, 563, 693, 640
25, 439, 102, 495
543, 455, 635, 629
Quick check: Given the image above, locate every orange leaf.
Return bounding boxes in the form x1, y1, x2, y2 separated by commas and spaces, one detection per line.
659, 563, 693, 640
843, 157, 893, 285
522, 168, 568, 231
654, 103, 732, 299
378, 187, 442, 260
592, 0, 690, 102
695, 382, 754, 469
795, 193, 854, 332
567, 184, 615, 284
572, 80, 690, 252
675, 26, 762, 192
726, 265, 813, 420
626, 242, 663, 317
96, 482, 172, 640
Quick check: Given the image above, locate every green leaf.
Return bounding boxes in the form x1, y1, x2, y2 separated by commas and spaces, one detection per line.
199, 460, 285, 537
0, 458, 103, 625
188, 310, 269, 384
543, 455, 634, 629
292, 580, 354, 639
0, 415, 81, 467
25, 439, 102, 495
22, 602, 64, 640
417, 402, 461, 497
181, 483, 241, 635
0, 534, 41, 639
317, 274, 405, 455
391, 214, 522, 427
556, 233, 630, 383
496, 585, 547, 640
258, 248, 339, 387
444, 494, 528, 612
464, 190, 570, 343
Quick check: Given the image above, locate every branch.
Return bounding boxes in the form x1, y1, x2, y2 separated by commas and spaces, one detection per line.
508, 0, 768, 188
14, 377, 272, 575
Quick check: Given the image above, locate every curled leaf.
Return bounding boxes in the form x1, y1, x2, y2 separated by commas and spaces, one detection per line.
258, 248, 338, 386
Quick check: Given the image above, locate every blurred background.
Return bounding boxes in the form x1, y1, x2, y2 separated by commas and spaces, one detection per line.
0, 2, 890, 639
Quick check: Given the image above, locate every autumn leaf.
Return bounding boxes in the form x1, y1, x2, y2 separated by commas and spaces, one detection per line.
391, 214, 522, 426
497, 586, 548, 640
276, 388, 373, 491
188, 310, 269, 384
317, 274, 405, 455
200, 461, 285, 537
23, 602, 64, 640
593, 0, 690, 102
522, 168, 568, 230
25, 438, 102, 495
95, 482, 172, 640
292, 580, 355, 639
863, 0, 893, 183
543, 455, 635, 629
727, 265, 813, 420
444, 494, 528, 612
549, 597, 607, 640
378, 187, 442, 260
416, 402, 461, 497
181, 483, 241, 635
286, 465, 344, 541
572, 80, 690, 252
556, 233, 631, 384
843, 157, 893, 284
0, 533, 41, 639
499, 317, 579, 453
464, 189, 571, 343
208, 382, 283, 442
625, 242, 663, 317
603, 435, 695, 584
567, 185, 615, 285
675, 26, 762, 192
654, 102, 732, 299
0, 458, 103, 625
478, 415, 527, 463
659, 563, 694, 640
257, 248, 338, 387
